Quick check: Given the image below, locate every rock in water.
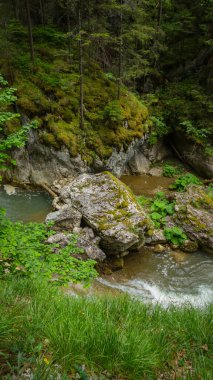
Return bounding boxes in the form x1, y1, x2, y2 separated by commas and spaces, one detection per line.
53, 172, 150, 255
173, 186, 213, 253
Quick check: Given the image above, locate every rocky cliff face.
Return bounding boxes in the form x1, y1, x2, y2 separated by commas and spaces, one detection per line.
173, 133, 213, 179
4, 131, 170, 186
173, 186, 213, 253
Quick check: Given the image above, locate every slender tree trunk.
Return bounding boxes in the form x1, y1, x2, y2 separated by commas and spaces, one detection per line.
154, 0, 163, 68
39, 0, 44, 26
79, 7, 84, 129
26, 0, 35, 63
117, 0, 123, 100
157, 0, 163, 27
12, 0, 20, 20
67, 0, 72, 65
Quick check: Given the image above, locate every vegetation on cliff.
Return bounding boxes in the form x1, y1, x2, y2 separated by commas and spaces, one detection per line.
0, 0, 212, 164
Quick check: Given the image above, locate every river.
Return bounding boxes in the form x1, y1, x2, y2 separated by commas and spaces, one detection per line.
1, 178, 213, 307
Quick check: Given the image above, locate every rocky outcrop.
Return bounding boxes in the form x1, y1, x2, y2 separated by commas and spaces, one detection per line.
3, 129, 173, 186
46, 204, 82, 231
46, 229, 106, 262
173, 133, 213, 179
74, 227, 106, 262
46, 172, 150, 255
173, 186, 213, 253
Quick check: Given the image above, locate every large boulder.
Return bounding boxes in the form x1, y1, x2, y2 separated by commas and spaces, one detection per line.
173, 186, 213, 253
173, 133, 213, 179
53, 172, 150, 255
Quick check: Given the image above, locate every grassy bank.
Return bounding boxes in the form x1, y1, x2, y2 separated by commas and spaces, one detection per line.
0, 277, 212, 379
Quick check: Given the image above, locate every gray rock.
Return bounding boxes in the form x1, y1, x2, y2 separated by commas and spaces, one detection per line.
56, 172, 150, 255
146, 229, 167, 245
153, 244, 166, 253
46, 232, 71, 246
173, 133, 213, 179
128, 151, 150, 174
173, 186, 213, 253
45, 204, 82, 230
2, 130, 165, 186
148, 167, 163, 177
181, 239, 199, 253
76, 227, 106, 262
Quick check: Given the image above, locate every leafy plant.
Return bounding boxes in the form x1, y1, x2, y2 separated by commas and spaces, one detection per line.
180, 120, 211, 143
163, 164, 178, 178
0, 74, 36, 175
150, 192, 175, 228
170, 173, 202, 192
164, 227, 187, 246
148, 116, 170, 145
137, 195, 151, 208
103, 101, 123, 125
0, 210, 97, 286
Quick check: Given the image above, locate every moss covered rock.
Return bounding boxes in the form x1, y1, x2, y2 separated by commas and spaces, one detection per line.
55, 172, 150, 255
173, 186, 213, 253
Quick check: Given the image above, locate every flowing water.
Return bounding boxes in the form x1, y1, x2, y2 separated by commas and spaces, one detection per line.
68, 174, 213, 307
0, 185, 52, 222
94, 248, 213, 307
1, 178, 213, 307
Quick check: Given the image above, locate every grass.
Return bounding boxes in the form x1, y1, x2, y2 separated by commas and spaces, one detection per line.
0, 277, 212, 379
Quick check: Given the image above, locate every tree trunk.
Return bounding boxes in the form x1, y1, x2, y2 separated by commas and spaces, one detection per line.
67, 0, 72, 65
39, 0, 44, 26
157, 0, 163, 27
117, 0, 123, 100
154, 0, 163, 68
79, 7, 84, 129
12, 0, 20, 20
26, 0, 35, 63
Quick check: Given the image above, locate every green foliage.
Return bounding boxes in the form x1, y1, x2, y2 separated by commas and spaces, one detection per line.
148, 116, 170, 145
103, 101, 123, 126
0, 277, 212, 379
206, 184, 213, 199
137, 195, 151, 208
150, 192, 175, 228
0, 211, 97, 286
180, 120, 212, 145
163, 164, 178, 178
170, 174, 202, 192
164, 227, 187, 246
0, 74, 36, 173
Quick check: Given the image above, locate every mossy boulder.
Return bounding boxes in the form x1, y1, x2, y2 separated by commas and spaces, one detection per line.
55, 172, 150, 255
173, 186, 213, 253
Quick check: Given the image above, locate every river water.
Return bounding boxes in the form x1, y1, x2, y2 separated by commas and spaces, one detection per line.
1, 178, 213, 307
0, 185, 52, 222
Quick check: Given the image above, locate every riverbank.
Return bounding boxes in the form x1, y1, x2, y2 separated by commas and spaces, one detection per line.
0, 277, 212, 380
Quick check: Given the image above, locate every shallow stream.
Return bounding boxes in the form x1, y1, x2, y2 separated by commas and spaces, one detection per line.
1, 177, 213, 307
0, 185, 52, 222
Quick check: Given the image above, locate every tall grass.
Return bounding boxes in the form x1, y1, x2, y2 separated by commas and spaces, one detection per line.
0, 277, 212, 379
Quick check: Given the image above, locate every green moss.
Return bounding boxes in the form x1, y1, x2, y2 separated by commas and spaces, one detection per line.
7, 44, 148, 163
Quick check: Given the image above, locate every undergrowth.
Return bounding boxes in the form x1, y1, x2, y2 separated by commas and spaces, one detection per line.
0, 277, 212, 380
0, 209, 97, 286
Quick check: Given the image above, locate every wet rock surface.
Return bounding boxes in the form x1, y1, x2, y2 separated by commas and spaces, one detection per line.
173, 186, 213, 253
46, 204, 82, 231
47, 172, 150, 255
173, 133, 213, 179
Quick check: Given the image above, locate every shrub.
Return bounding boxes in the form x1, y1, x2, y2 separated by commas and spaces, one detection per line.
170, 173, 202, 192
163, 164, 178, 178
164, 226, 187, 246
0, 210, 97, 286
150, 192, 175, 228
